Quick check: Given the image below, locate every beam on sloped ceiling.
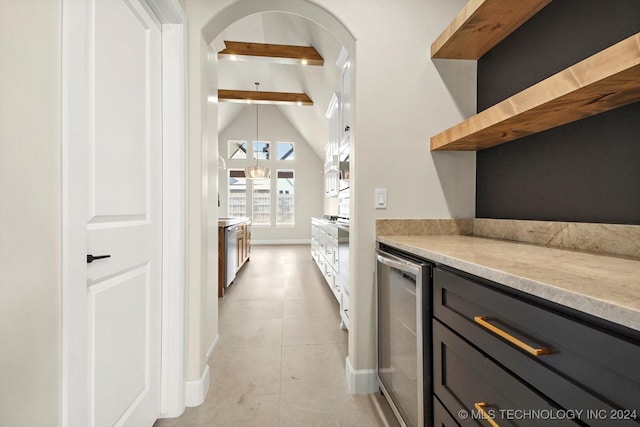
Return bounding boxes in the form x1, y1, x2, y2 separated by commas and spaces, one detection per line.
218, 89, 313, 106
218, 40, 324, 66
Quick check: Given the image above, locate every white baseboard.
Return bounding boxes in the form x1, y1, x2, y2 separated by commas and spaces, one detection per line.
184, 364, 210, 407
183, 335, 218, 408
345, 356, 378, 394
207, 335, 219, 360
252, 239, 310, 245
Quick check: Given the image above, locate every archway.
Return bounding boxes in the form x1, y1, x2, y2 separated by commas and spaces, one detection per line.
184, 0, 363, 406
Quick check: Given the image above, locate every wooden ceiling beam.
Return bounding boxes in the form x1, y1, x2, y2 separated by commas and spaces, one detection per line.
218, 41, 324, 66
218, 89, 313, 106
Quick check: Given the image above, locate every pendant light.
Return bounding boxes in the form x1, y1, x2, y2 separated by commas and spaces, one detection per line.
245, 82, 271, 179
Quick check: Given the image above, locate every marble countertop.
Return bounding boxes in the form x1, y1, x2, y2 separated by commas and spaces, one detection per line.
377, 234, 640, 333
218, 216, 251, 227
312, 216, 349, 231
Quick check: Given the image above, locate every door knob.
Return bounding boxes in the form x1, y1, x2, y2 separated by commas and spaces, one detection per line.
87, 254, 111, 263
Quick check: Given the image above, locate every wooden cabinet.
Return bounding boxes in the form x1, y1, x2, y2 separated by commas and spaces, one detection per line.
236, 221, 251, 271
433, 266, 640, 426
218, 218, 251, 298
218, 226, 225, 297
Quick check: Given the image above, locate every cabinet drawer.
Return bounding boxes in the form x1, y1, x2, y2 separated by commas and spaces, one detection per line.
325, 244, 337, 269
434, 268, 640, 425
323, 262, 335, 288
434, 320, 579, 427
434, 397, 460, 427
340, 286, 350, 326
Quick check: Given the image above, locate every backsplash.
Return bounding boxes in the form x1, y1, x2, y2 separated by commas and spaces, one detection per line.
474, 219, 640, 259
376, 219, 473, 236
377, 218, 640, 259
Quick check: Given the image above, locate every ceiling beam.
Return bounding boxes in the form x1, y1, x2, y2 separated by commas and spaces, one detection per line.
218, 89, 313, 106
218, 41, 324, 66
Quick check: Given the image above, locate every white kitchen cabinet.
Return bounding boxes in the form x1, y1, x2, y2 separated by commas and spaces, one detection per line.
324, 94, 341, 198
311, 217, 349, 330
337, 47, 350, 146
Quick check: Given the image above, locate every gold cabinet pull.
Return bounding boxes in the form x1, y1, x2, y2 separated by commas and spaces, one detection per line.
474, 402, 500, 427
474, 316, 551, 357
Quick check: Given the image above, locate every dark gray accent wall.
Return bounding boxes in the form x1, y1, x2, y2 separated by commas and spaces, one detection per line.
475, 0, 640, 225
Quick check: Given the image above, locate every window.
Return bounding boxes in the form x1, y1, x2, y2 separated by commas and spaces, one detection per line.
228, 140, 247, 159
252, 178, 271, 225
277, 142, 295, 160
225, 140, 299, 227
228, 170, 247, 217
253, 141, 270, 160
277, 170, 295, 225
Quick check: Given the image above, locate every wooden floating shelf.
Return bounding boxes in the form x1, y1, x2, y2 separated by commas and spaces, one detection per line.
218, 89, 313, 106
431, 33, 640, 151
431, 0, 552, 60
218, 41, 324, 66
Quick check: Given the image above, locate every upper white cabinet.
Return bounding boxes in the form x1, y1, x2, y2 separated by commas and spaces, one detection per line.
324, 93, 341, 198
336, 47, 351, 146
324, 47, 351, 199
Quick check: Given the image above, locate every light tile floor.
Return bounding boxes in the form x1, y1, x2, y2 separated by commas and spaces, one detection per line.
155, 244, 399, 427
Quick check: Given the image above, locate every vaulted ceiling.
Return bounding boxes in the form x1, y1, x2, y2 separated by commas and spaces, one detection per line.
214, 12, 344, 159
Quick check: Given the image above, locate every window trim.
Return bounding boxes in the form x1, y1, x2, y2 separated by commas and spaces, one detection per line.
276, 169, 295, 226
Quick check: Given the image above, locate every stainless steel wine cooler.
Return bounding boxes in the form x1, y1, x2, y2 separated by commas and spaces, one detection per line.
376, 245, 432, 427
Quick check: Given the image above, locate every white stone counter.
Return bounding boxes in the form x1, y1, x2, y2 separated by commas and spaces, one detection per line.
377, 234, 640, 332
218, 216, 251, 228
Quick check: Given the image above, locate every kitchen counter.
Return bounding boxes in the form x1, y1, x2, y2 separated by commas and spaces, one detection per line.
377, 234, 640, 333
312, 216, 349, 231
218, 216, 250, 227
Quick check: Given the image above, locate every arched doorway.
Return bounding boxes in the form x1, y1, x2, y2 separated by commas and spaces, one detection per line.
182, 0, 363, 408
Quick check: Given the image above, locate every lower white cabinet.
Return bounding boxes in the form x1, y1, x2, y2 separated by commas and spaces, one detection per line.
311, 217, 349, 330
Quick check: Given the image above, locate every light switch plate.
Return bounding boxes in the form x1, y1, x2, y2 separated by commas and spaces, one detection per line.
375, 188, 387, 209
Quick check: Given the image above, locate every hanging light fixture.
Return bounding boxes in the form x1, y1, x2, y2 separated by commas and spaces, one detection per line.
245, 82, 271, 179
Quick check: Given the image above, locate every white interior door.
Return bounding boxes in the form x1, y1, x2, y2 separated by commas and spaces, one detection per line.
64, 0, 163, 425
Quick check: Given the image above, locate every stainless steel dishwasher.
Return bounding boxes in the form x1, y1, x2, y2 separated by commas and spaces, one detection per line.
376, 245, 433, 427
225, 225, 238, 287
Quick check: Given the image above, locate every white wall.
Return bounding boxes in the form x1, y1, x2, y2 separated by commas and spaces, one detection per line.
183, 2, 227, 391
218, 105, 324, 243
183, 26, 219, 386
204, 42, 220, 385
185, 0, 475, 391
320, 0, 476, 379
0, 1, 62, 425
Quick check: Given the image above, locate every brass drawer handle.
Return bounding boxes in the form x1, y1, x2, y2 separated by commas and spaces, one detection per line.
474, 402, 499, 427
474, 316, 551, 357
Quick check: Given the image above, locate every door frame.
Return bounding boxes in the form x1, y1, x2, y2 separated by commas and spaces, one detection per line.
60, 0, 187, 424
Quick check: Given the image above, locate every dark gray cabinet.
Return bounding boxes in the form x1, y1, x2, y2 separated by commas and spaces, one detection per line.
434, 397, 460, 427
434, 320, 579, 426
433, 266, 640, 427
